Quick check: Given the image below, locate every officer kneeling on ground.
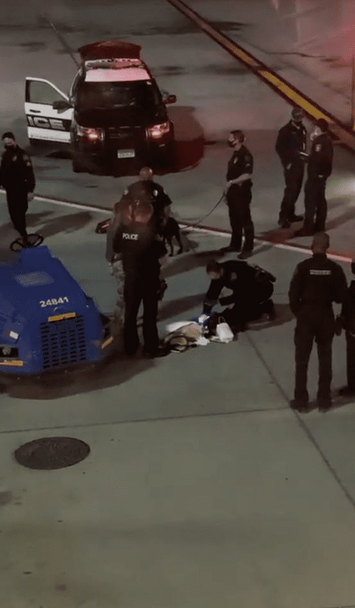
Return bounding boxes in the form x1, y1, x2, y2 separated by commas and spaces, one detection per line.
203, 259, 276, 333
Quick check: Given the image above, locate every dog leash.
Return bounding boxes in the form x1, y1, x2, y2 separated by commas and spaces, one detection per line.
180, 191, 226, 229
97, 191, 227, 234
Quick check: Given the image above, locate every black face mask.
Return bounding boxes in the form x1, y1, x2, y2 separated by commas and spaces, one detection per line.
351, 262, 355, 275
4, 144, 14, 149
228, 141, 235, 148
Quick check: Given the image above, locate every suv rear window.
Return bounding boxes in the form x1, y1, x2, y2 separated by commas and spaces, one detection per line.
76, 80, 161, 111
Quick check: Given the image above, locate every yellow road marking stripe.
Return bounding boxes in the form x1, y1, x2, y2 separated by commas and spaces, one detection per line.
259, 71, 332, 122
168, 0, 259, 67
167, 0, 337, 125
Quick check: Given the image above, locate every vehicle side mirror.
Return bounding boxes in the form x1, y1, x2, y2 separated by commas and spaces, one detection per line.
162, 93, 177, 105
53, 100, 72, 111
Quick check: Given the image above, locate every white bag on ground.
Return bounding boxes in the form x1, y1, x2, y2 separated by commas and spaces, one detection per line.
211, 318, 234, 343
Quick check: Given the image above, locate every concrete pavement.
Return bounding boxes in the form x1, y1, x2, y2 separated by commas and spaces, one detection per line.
1, 194, 355, 608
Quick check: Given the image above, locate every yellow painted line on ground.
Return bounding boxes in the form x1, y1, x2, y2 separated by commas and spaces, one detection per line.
168, 0, 259, 67
167, 0, 355, 148
214, 33, 259, 67
258, 71, 332, 122
168, 0, 327, 119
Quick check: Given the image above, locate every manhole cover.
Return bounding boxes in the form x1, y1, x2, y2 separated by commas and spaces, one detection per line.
14, 437, 90, 470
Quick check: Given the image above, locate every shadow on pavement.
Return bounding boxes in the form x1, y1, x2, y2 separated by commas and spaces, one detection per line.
163, 249, 226, 279
0, 210, 90, 261
325, 201, 355, 231
162, 105, 205, 173
4, 350, 155, 401
0, 212, 54, 261
29, 211, 93, 239
247, 303, 294, 330
158, 293, 205, 321
168, 229, 199, 254
259, 226, 296, 244
294, 395, 353, 414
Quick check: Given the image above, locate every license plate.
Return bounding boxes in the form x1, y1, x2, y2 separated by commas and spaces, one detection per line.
117, 149, 135, 159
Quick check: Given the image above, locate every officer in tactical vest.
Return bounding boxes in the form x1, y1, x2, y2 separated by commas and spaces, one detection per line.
119, 166, 172, 234
112, 198, 168, 357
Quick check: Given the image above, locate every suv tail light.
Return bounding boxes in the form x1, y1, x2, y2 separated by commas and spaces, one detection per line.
147, 121, 170, 139
77, 125, 103, 141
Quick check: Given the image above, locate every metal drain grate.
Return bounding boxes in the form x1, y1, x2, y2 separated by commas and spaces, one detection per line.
39, 315, 87, 370
14, 437, 90, 470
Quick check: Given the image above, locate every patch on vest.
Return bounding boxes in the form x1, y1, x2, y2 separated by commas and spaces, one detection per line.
122, 233, 138, 240
310, 269, 331, 275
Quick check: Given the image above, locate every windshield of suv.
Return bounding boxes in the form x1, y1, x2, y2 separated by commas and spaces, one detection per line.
76, 80, 161, 111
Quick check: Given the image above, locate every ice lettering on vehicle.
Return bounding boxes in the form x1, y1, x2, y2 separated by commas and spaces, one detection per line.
27, 116, 67, 131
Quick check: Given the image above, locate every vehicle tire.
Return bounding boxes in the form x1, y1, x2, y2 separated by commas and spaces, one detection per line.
72, 154, 85, 173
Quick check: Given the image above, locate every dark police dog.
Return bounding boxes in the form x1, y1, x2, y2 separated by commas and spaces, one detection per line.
162, 217, 183, 256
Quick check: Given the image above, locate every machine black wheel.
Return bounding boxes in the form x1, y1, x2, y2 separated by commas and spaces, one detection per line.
10, 233, 44, 252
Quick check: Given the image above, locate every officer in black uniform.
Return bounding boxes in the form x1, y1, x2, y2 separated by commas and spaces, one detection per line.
112, 199, 167, 357
203, 259, 275, 331
276, 107, 307, 228
295, 118, 333, 236
338, 259, 355, 396
289, 232, 347, 412
0, 132, 35, 240
120, 166, 172, 235
222, 130, 254, 259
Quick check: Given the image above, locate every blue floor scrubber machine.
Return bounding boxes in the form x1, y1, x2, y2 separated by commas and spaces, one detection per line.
0, 245, 109, 375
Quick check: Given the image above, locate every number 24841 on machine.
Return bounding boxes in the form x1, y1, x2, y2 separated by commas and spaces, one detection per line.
39, 297, 69, 307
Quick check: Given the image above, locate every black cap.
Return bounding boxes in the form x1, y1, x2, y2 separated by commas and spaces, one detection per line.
316, 118, 329, 132
2, 131, 15, 140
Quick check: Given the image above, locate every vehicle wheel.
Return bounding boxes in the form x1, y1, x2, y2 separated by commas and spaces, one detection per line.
72, 154, 85, 173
